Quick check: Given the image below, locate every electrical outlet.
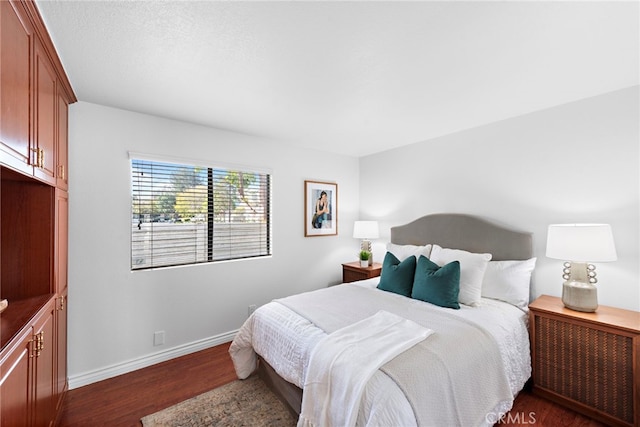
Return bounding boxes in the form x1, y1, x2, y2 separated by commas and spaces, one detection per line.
154, 331, 165, 346
248, 304, 257, 316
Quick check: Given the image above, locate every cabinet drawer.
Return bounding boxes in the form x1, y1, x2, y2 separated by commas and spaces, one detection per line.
343, 269, 366, 283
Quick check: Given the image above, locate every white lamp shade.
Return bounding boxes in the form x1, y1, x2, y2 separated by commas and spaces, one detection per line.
353, 221, 379, 239
546, 224, 617, 262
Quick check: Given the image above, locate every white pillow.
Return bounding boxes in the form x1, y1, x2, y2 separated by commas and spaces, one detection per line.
429, 245, 492, 307
386, 243, 432, 261
482, 258, 537, 310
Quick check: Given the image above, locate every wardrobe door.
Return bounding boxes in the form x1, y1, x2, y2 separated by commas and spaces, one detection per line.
0, 0, 33, 176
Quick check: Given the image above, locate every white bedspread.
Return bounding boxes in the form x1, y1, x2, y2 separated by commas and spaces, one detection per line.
299, 311, 433, 427
229, 278, 531, 427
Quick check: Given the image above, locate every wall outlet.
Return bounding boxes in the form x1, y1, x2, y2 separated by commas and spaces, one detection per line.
154, 331, 165, 346
248, 304, 257, 316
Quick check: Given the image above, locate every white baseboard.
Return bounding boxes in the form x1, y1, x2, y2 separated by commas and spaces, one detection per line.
68, 329, 238, 390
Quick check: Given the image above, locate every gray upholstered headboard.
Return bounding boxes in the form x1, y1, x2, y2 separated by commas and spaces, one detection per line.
390, 213, 533, 261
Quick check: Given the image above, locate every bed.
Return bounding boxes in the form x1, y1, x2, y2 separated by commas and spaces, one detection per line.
230, 213, 535, 426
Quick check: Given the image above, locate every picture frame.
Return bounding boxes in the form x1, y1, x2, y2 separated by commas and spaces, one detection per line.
304, 180, 337, 237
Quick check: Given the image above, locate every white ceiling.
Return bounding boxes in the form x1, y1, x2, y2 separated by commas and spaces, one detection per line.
37, 1, 639, 157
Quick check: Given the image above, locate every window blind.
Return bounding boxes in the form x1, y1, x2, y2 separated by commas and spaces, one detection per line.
131, 158, 271, 270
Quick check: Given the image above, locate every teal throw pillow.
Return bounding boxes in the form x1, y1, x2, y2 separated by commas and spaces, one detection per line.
377, 252, 417, 297
412, 256, 461, 309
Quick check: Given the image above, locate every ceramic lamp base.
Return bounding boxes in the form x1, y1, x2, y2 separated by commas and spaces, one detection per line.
360, 239, 373, 266
562, 281, 598, 312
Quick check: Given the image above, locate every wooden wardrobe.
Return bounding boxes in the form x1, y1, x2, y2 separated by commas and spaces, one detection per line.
0, 1, 76, 425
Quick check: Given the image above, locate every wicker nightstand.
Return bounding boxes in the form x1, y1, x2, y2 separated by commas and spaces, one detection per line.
529, 295, 640, 427
341, 262, 382, 283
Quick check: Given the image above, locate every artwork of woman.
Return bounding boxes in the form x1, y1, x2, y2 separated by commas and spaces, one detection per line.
312, 190, 330, 229
304, 180, 337, 237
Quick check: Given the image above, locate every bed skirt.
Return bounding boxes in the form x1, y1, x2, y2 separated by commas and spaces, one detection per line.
257, 356, 302, 417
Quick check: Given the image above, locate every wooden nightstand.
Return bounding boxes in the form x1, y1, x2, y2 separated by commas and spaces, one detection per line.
342, 262, 382, 283
529, 295, 640, 427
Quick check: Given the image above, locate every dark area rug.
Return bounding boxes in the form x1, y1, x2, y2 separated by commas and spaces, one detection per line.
141, 375, 296, 427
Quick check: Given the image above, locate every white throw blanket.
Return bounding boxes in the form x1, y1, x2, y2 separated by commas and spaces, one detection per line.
298, 311, 433, 427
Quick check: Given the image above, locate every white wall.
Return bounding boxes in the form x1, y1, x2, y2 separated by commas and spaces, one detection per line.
360, 87, 640, 311
68, 87, 639, 387
67, 102, 360, 387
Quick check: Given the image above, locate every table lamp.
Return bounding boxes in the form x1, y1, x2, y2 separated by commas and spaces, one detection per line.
353, 221, 379, 266
546, 224, 617, 312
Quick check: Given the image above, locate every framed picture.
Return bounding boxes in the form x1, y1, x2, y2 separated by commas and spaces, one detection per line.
304, 180, 337, 237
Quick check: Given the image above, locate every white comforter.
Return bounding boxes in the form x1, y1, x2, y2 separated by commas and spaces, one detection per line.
230, 278, 531, 427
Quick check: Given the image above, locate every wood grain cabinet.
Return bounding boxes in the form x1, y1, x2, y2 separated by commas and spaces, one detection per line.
0, 297, 56, 427
529, 295, 640, 427
342, 262, 382, 283
0, 0, 33, 176
54, 190, 69, 411
32, 35, 58, 186
0, 1, 75, 425
32, 299, 56, 427
54, 290, 68, 413
56, 93, 69, 190
0, 325, 32, 426
0, 0, 74, 188
55, 189, 68, 296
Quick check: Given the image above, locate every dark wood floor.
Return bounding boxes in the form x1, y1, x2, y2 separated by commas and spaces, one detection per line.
56, 343, 237, 427
56, 342, 605, 427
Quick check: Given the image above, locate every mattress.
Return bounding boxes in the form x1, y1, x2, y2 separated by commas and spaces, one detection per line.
230, 277, 531, 426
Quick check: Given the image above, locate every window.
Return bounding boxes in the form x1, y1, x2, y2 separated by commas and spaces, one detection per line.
131, 156, 271, 270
